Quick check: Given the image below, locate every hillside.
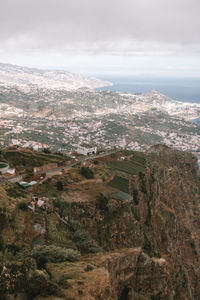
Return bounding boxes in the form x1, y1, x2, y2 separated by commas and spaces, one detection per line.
0, 67, 199, 153
0, 63, 112, 91
0, 145, 200, 299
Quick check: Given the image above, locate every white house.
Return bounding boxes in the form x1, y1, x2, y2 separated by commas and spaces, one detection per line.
77, 143, 97, 156
37, 199, 45, 208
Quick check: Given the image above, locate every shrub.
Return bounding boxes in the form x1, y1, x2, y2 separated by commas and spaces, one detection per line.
145, 207, 152, 228
139, 172, 147, 194
43, 148, 51, 153
73, 229, 103, 254
84, 264, 94, 272
142, 233, 160, 258
56, 180, 63, 191
6, 243, 21, 255
132, 207, 141, 221
96, 193, 108, 210
53, 198, 71, 217
25, 270, 60, 298
32, 245, 80, 268
6, 184, 26, 198
69, 219, 82, 232
0, 234, 4, 251
57, 275, 71, 289
142, 233, 153, 256
80, 167, 94, 179
133, 188, 139, 205
18, 201, 28, 211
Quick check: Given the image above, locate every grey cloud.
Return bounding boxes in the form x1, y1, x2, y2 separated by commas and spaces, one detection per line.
0, 0, 200, 54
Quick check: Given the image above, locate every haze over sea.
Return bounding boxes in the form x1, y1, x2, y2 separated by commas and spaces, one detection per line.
95, 76, 200, 104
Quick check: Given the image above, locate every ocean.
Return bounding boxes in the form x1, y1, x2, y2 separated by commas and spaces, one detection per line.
95, 76, 200, 104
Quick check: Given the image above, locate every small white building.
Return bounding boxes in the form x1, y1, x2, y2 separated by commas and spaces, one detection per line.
37, 199, 45, 208
77, 143, 97, 156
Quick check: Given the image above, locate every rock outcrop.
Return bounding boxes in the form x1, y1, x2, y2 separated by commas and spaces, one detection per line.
63, 145, 200, 299
1, 145, 200, 299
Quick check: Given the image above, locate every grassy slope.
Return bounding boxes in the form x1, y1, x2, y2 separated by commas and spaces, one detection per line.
2, 148, 69, 170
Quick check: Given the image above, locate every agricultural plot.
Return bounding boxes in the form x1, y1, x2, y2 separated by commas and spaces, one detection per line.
108, 151, 146, 175
106, 151, 146, 196
113, 191, 132, 201
107, 175, 129, 194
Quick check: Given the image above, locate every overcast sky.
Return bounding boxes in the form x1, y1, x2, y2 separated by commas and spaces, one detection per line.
0, 0, 200, 77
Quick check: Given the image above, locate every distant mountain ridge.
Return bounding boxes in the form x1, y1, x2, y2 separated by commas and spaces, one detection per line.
0, 62, 112, 91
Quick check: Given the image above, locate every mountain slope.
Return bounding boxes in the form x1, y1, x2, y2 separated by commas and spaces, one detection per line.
0, 63, 112, 91
0, 145, 200, 299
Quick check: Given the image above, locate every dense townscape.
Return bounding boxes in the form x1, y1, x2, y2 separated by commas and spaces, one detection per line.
0, 66, 200, 300
0, 63, 200, 155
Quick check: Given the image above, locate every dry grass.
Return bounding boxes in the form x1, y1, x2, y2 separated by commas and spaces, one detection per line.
61, 183, 115, 203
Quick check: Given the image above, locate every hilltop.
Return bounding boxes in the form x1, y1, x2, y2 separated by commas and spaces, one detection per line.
0, 145, 200, 299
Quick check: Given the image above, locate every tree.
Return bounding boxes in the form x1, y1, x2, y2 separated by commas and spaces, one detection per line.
96, 193, 108, 210
56, 181, 63, 191
80, 167, 94, 179
18, 201, 28, 211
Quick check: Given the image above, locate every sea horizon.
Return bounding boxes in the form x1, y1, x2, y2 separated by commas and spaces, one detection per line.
95, 75, 200, 104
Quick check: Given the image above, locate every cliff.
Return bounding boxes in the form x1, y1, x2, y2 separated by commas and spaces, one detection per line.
0, 145, 200, 299
55, 145, 200, 299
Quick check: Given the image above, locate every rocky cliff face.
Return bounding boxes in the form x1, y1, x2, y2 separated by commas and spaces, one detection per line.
44, 248, 169, 300
64, 145, 200, 299
1, 145, 200, 299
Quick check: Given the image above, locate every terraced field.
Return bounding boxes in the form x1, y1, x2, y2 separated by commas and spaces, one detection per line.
107, 151, 146, 194
108, 175, 129, 193
108, 151, 146, 175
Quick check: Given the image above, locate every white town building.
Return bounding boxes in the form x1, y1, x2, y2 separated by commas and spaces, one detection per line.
77, 143, 97, 156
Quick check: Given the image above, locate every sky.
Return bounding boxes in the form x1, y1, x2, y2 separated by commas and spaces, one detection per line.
0, 0, 200, 77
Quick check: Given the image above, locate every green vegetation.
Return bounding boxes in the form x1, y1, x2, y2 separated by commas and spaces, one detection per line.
142, 233, 160, 258
108, 175, 129, 193
139, 172, 147, 194
45, 213, 74, 248
17, 201, 28, 211
32, 245, 80, 268
133, 187, 139, 205
108, 151, 146, 175
132, 207, 141, 221
56, 180, 64, 191
35, 181, 60, 198
25, 270, 61, 299
80, 166, 94, 179
5, 183, 27, 198
2, 148, 69, 170
73, 229, 103, 253
69, 219, 103, 254
113, 191, 131, 201
96, 193, 109, 210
